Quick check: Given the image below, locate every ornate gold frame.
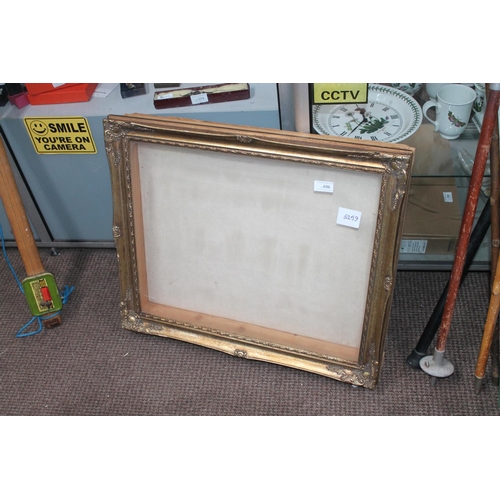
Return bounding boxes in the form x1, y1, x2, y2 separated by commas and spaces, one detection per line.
104, 114, 414, 388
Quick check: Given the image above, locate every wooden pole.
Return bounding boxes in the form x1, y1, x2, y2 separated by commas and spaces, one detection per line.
488, 84, 500, 272
475, 86, 500, 391
487, 86, 500, 385
475, 258, 500, 392
406, 200, 491, 369
0, 135, 61, 327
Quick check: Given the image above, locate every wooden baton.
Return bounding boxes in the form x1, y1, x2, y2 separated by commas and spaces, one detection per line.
0, 135, 62, 328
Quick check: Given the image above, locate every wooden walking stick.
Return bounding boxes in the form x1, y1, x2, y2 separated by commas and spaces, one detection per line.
488, 84, 500, 283
475, 257, 500, 392
486, 86, 500, 386
406, 200, 491, 369
0, 135, 62, 328
420, 83, 500, 385
475, 90, 500, 393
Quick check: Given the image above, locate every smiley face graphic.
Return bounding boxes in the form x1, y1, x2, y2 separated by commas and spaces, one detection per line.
30, 120, 48, 136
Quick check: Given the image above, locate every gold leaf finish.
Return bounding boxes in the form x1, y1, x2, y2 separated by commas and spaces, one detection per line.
104, 114, 414, 389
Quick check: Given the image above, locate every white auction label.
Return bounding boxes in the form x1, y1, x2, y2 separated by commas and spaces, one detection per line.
337, 207, 362, 229
443, 191, 453, 203
157, 93, 174, 100
314, 180, 334, 193
191, 93, 209, 105
400, 239, 427, 254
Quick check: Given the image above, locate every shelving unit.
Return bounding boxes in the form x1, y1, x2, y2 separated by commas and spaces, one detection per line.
398, 85, 490, 270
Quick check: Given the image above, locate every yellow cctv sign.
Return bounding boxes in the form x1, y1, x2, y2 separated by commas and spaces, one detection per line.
24, 117, 97, 154
312, 84, 368, 105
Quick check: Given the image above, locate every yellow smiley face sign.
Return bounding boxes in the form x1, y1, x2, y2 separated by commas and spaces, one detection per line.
24, 117, 97, 154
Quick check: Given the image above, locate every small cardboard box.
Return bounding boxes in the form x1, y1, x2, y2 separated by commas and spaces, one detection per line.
27, 83, 98, 105
401, 178, 462, 255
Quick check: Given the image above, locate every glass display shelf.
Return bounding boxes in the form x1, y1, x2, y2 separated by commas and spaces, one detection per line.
306, 83, 491, 270
397, 84, 491, 270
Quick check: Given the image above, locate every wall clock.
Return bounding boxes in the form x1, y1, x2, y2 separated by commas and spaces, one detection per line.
312, 84, 422, 143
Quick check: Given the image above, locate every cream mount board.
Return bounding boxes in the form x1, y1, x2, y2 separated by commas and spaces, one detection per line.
104, 114, 415, 388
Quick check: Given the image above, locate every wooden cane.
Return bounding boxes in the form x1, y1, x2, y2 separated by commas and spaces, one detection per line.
420, 84, 500, 384
0, 135, 62, 328
475, 257, 500, 392
406, 200, 491, 369
488, 83, 500, 276
486, 85, 500, 386
475, 88, 500, 392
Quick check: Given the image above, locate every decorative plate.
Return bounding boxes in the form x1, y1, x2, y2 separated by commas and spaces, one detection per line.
312, 84, 423, 143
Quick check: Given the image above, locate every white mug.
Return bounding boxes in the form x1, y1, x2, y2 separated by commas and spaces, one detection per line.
423, 84, 476, 139
425, 83, 452, 100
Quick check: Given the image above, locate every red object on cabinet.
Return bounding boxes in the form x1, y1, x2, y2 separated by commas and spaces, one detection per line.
25, 83, 80, 96
27, 84, 98, 105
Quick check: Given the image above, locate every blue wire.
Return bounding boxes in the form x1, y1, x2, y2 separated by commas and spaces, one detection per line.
0, 222, 75, 338
15, 286, 75, 338
16, 316, 43, 338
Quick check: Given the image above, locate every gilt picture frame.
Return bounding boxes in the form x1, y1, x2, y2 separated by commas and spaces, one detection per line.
104, 114, 414, 388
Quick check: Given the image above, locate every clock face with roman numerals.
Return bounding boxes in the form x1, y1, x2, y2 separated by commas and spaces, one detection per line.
312, 84, 423, 143
325, 102, 403, 141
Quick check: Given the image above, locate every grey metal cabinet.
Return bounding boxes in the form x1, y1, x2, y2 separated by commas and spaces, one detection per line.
0, 83, 281, 247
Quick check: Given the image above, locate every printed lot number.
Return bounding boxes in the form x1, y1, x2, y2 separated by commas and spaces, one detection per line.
314, 180, 334, 193
191, 93, 209, 105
